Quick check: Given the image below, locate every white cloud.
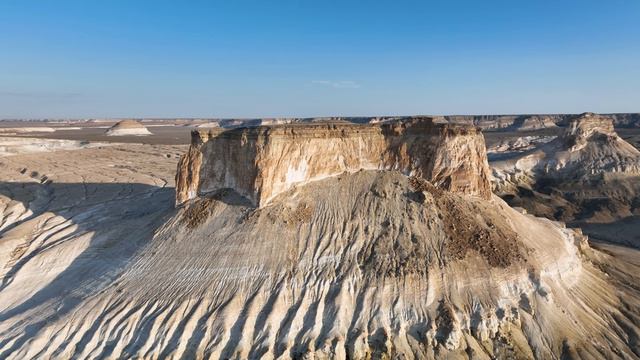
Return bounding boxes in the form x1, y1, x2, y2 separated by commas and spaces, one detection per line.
311, 80, 361, 89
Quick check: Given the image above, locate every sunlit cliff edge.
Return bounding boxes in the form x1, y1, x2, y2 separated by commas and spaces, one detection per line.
176, 118, 491, 207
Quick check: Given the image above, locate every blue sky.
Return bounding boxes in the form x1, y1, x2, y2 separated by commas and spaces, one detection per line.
1, 0, 639, 118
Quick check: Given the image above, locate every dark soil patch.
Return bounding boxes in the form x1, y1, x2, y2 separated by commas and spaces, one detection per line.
410, 176, 526, 268
180, 196, 221, 229
265, 202, 315, 227
357, 221, 432, 278
288, 202, 314, 224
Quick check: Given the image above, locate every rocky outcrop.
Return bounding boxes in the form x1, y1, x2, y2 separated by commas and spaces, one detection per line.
515, 115, 558, 131
105, 120, 152, 136
176, 118, 492, 207
491, 113, 640, 224
493, 113, 640, 181
488, 135, 555, 154
558, 112, 640, 129
562, 112, 615, 147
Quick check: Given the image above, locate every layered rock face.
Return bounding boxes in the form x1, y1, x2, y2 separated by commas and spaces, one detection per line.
564, 112, 615, 139
492, 113, 640, 183
176, 118, 492, 207
491, 113, 640, 225
539, 113, 640, 178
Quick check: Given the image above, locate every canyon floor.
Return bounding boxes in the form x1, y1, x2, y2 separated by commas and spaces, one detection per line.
0, 120, 639, 359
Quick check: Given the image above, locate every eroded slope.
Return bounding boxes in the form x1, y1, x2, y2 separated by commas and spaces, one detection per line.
0, 169, 638, 359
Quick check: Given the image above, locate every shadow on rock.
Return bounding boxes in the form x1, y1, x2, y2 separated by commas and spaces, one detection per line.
0, 181, 176, 356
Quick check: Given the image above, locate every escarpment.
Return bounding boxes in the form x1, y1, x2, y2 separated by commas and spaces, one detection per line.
176, 118, 492, 207
492, 112, 640, 225
492, 112, 640, 183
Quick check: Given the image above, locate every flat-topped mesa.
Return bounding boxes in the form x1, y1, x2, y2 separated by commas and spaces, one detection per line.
175, 117, 492, 207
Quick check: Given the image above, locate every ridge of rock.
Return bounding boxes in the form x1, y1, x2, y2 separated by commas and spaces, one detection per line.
175, 117, 492, 207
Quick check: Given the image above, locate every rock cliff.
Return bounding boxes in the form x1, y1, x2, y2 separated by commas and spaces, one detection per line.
176, 118, 492, 207
492, 113, 640, 225
493, 113, 640, 182
562, 112, 616, 148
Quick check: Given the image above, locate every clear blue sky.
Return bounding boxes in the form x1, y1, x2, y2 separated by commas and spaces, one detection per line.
1, 0, 638, 118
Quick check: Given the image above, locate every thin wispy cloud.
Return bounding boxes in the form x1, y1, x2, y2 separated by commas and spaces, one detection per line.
311, 80, 361, 89
0, 90, 81, 99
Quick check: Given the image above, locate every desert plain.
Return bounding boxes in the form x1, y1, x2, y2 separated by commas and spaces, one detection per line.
0, 114, 639, 359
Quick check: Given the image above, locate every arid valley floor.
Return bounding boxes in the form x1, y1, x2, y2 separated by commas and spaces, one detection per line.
0, 115, 640, 359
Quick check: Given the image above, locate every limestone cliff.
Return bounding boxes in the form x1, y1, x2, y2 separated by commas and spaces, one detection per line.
491, 113, 640, 224
562, 112, 616, 149
492, 113, 640, 183
176, 118, 492, 207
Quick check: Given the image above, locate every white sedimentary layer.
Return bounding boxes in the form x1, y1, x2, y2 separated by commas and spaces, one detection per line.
0, 137, 108, 157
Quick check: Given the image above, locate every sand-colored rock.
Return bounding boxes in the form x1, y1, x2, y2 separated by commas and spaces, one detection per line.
488, 135, 555, 154
492, 113, 640, 227
195, 122, 220, 128
493, 113, 640, 182
105, 120, 152, 136
176, 118, 492, 206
